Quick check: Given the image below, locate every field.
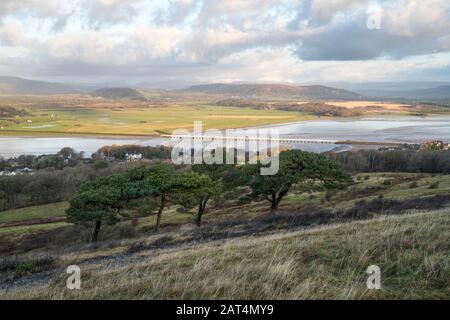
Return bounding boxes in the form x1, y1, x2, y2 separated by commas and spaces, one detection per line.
0, 95, 313, 136
0, 202, 67, 225
1, 94, 449, 138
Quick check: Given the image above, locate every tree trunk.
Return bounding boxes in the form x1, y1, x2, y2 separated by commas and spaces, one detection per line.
269, 189, 289, 214
196, 200, 206, 227
155, 195, 166, 232
270, 199, 279, 214
91, 219, 102, 242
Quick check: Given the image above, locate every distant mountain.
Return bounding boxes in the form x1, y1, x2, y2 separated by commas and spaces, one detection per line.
408, 85, 450, 99
91, 87, 146, 100
183, 83, 364, 100
0, 76, 80, 95
324, 82, 450, 99
138, 79, 202, 90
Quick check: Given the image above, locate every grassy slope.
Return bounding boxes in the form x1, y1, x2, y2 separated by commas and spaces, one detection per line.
1, 173, 449, 242
0, 202, 67, 224
4, 210, 449, 299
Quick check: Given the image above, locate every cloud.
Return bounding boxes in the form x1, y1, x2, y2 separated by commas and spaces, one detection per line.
293, 0, 450, 60
0, 0, 449, 84
0, 21, 24, 46
82, 0, 140, 28
0, 0, 61, 17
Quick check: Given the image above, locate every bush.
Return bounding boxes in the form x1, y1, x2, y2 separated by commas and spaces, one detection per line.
15, 261, 36, 275
94, 159, 108, 170
0, 255, 56, 278
429, 182, 440, 189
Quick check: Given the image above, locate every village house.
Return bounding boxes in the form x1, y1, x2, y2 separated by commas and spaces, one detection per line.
0, 168, 34, 176
125, 153, 143, 162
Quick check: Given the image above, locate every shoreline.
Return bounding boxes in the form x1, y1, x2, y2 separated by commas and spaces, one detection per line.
1, 112, 448, 139
0, 130, 161, 139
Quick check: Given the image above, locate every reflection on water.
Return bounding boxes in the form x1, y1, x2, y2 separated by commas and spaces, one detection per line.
0, 137, 167, 158
0, 116, 449, 158
260, 116, 450, 143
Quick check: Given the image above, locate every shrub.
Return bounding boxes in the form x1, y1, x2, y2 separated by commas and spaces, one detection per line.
15, 261, 36, 275
429, 182, 440, 189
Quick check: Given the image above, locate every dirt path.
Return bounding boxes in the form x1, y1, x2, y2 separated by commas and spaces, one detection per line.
0, 217, 66, 228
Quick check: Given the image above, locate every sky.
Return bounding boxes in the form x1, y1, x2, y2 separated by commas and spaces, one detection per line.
0, 0, 449, 86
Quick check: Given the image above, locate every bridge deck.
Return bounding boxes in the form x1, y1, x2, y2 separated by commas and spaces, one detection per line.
162, 134, 412, 146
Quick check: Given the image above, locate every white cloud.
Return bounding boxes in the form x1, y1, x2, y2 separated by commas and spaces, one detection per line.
0, 0, 449, 84
0, 20, 24, 46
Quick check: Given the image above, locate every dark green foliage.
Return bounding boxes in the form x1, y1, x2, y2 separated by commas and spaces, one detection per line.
243, 150, 352, 213
330, 149, 450, 173
66, 169, 151, 242
192, 149, 246, 188
66, 163, 177, 240
127, 163, 176, 231
173, 172, 222, 226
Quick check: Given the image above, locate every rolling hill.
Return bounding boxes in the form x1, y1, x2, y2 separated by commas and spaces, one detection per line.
328, 82, 450, 99
0, 76, 80, 95
90, 87, 146, 100
408, 85, 450, 98
184, 83, 365, 100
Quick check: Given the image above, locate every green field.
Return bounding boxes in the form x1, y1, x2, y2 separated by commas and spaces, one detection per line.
0, 105, 312, 136
0, 202, 67, 224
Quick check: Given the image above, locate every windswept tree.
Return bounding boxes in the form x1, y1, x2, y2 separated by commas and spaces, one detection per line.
174, 172, 222, 227
144, 163, 175, 232
243, 150, 352, 214
66, 172, 148, 242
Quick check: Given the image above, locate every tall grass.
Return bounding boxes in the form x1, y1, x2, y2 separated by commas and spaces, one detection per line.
3, 210, 448, 300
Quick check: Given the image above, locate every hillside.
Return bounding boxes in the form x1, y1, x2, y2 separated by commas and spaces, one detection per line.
184, 83, 364, 100
0, 172, 449, 299
90, 87, 146, 100
2, 210, 448, 299
0, 76, 80, 95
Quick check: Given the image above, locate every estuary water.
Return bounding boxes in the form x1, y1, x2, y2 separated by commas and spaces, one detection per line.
0, 136, 168, 158
0, 116, 449, 158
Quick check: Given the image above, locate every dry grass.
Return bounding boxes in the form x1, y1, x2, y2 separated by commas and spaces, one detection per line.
3, 210, 448, 300
328, 101, 411, 111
